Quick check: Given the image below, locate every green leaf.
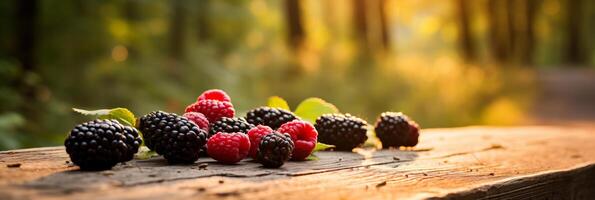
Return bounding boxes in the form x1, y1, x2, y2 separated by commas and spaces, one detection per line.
102, 108, 136, 126
306, 154, 319, 161
135, 146, 158, 160
267, 96, 290, 110
313, 142, 335, 152
73, 108, 111, 116
293, 98, 339, 123
73, 107, 136, 127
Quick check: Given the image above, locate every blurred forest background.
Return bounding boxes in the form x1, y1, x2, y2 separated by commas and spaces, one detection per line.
1, 0, 594, 150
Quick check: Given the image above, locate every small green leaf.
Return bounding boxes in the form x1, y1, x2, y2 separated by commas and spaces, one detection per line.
293, 98, 339, 123
306, 154, 319, 161
313, 142, 335, 152
267, 96, 290, 110
135, 146, 158, 160
73, 107, 136, 127
73, 108, 111, 116
104, 108, 136, 126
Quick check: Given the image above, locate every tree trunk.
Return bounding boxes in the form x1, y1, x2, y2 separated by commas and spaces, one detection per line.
169, 0, 186, 60
352, 0, 369, 52
377, 0, 390, 51
124, 0, 140, 59
14, 0, 39, 128
521, 0, 538, 64
284, 0, 305, 49
505, 0, 516, 60
487, 0, 511, 63
124, 1, 140, 21
196, 0, 210, 42
456, 0, 475, 62
566, 0, 587, 65
16, 0, 37, 72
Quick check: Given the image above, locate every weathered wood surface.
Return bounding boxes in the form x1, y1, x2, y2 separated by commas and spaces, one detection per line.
1, 126, 594, 200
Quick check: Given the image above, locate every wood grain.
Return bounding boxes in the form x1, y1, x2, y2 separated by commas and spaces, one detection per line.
1, 126, 594, 200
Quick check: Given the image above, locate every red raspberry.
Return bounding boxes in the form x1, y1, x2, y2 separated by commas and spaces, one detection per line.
405, 121, 420, 147
247, 125, 274, 159
207, 132, 250, 164
185, 100, 235, 122
277, 120, 318, 161
197, 89, 231, 102
183, 112, 209, 131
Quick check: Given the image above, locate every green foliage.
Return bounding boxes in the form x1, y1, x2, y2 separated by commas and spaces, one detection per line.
266, 96, 290, 110
306, 154, 319, 161
294, 98, 340, 124
73, 108, 136, 127
134, 146, 158, 160
0, 113, 25, 150
267, 96, 339, 123
313, 142, 335, 152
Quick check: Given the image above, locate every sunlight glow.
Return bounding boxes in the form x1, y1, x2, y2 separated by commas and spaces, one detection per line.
111, 45, 128, 62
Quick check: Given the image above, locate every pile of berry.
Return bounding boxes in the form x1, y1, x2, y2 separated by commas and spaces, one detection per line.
64, 89, 420, 171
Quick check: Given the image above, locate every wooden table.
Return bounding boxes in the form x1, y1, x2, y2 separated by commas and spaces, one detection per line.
1, 126, 594, 200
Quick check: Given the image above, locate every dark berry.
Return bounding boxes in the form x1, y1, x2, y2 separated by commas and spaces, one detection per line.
64, 119, 142, 170
405, 121, 420, 147
138, 111, 208, 163
207, 132, 251, 164
245, 107, 298, 129
277, 120, 318, 161
257, 133, 294, 168
197, 89, 231, 102
247, 125, 274, 159
185, 99, 235, 122
315, 113, 368, 151
209, 117, 254, 138
374, 112, 419, 148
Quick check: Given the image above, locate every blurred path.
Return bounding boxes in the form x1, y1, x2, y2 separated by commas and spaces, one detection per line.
531, 68, 595, 127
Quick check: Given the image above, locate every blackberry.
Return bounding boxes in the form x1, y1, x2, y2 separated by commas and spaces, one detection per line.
121, 125, 143, 161
64, 119, 142, 170
374, 112, 415, 148
245, 107, 298, 129
138, 111, 208, 163
406, 121, 420, 147
315, 113, 368, 151
209, 117, 254, 138
257, 132, 294, 168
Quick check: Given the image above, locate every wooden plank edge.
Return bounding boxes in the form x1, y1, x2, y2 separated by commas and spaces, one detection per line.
0, 147, 64, 154
427, 162, 595, 200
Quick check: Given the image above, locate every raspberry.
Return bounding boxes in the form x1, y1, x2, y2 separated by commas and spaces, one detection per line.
197, 89, 231, 102
183, 112, 209, 131
374, 112, 419, 148
185, 99, 235, 122
207, 132, 250, 164
257, 133, 294, 168
277, 120, 318, 161
64, 119, 142, 170
245, 107, 298, 129
138, 111, 208, 163
209, 117, 254, 138
247, 125, 274, 159
315, 113, 368, 151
